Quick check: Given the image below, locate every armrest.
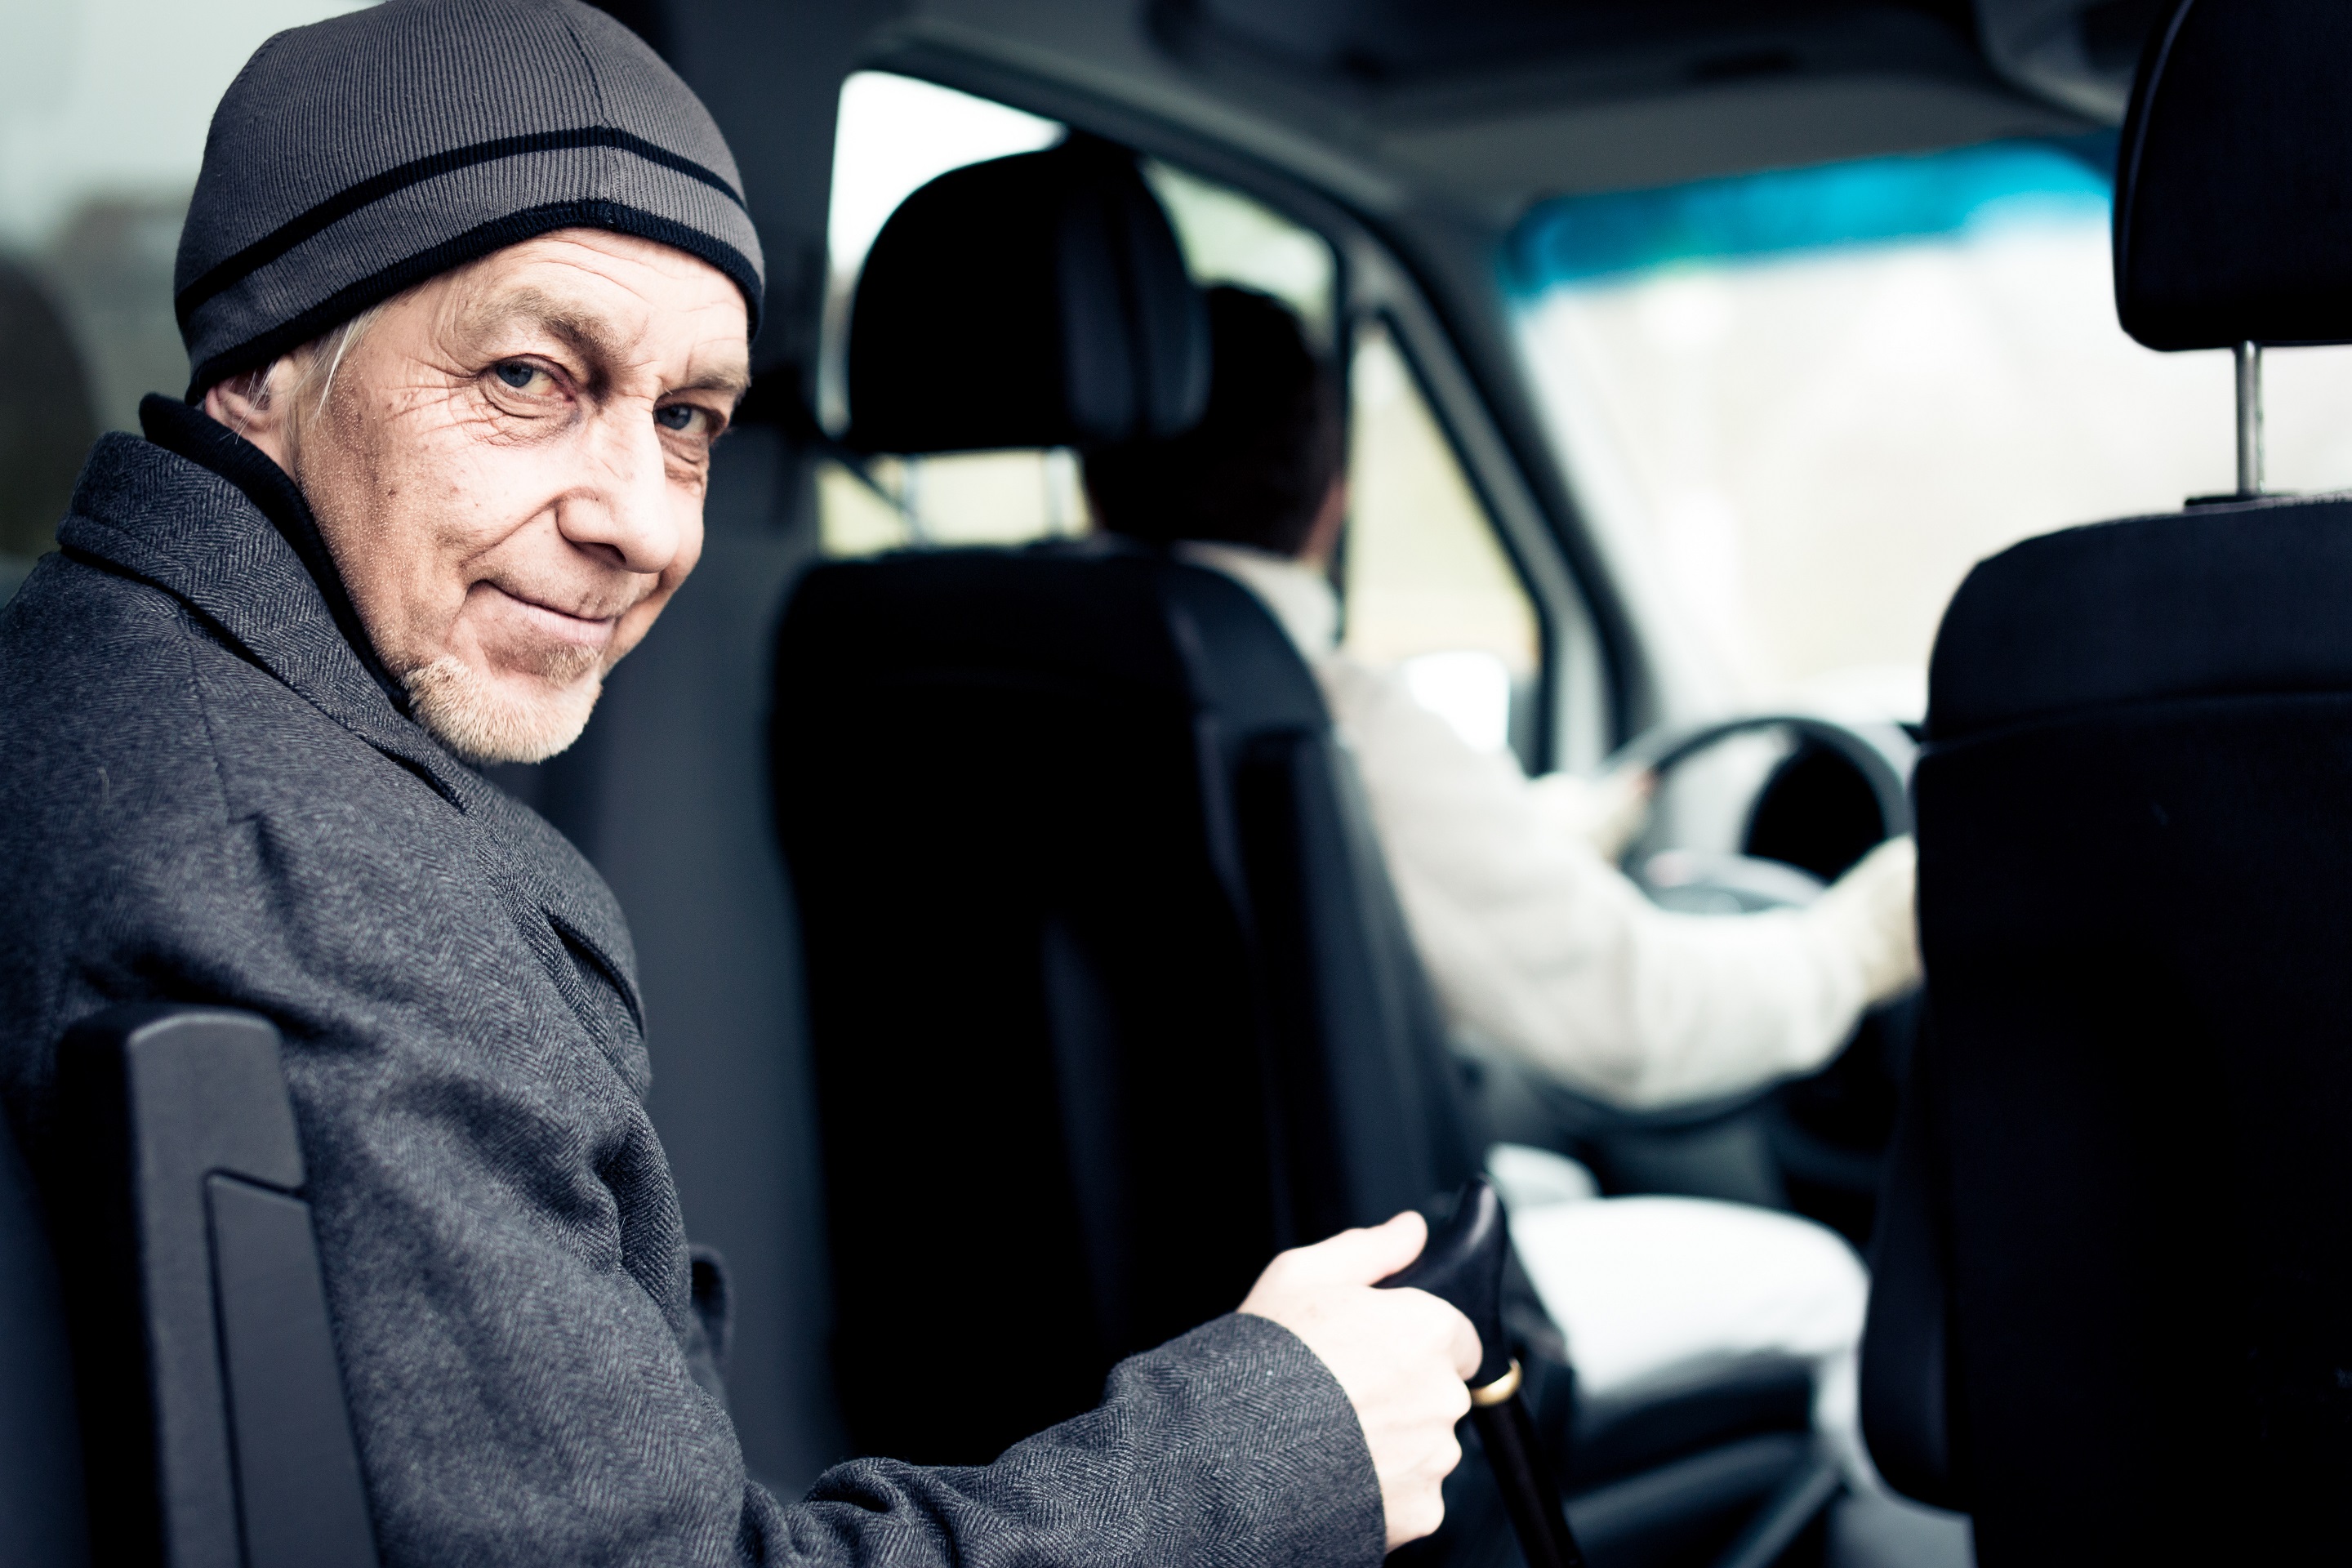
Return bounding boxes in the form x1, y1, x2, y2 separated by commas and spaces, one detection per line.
55, 1005, 379, 1568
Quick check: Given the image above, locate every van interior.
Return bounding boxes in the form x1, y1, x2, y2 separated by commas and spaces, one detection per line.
8, 0, 2352, 1564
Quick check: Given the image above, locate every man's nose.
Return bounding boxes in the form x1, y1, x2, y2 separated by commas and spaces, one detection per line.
559, 409, 687, 574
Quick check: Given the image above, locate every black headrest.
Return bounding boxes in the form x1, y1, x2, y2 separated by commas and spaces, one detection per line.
2116, 0, 2352, 350
844, 138, 1209, 455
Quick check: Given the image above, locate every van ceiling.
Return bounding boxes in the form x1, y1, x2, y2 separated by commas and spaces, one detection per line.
882, 0, 2095, 220
1164, 0, 1980, 83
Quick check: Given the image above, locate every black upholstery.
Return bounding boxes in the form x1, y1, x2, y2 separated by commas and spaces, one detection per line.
772, 543, 1477, 1463
773, 543, 1842, 1568
1862, 6, 2352, 1557
0, 1075, 87, 1568
52, 1006, 378, 1568
1867, 506, 2352, 1561
844, 138, 1208, 454
1854, 1012, 1955, 1512
2116, 0, 2352, 350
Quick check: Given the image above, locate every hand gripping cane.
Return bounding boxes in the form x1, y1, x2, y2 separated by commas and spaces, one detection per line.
1379, 1178, 1586, 1568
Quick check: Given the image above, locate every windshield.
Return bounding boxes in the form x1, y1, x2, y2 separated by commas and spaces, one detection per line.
1507, 137, 2352, 715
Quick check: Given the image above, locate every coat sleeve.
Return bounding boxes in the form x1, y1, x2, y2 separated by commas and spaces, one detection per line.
777, 1314, 1386, 1568
1318, 655, 1886, 1110
261, 866, 1386, 1568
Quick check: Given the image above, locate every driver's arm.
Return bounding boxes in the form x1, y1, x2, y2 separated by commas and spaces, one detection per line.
1320, 655, 1918, 1110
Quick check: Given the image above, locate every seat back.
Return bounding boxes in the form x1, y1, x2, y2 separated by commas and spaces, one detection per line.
1862, 6, 2352, 1557
1872, 500, 2352, 1561
773, 546, 1474, 1463
784, 131, 1472, 1463
53, 1006, 378, 1568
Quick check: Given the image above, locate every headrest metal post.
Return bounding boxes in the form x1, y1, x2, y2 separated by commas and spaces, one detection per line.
2235, 341, 2265, 498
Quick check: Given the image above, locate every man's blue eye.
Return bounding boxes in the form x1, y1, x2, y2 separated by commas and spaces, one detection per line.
494, 363, 537, 390
656, 404, 698, 432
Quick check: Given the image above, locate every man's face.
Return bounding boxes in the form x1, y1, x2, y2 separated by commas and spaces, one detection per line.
270, 229, 750, 763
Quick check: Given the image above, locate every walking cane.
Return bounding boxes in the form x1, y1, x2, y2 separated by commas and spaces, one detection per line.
1379, 1178, 1587, 1568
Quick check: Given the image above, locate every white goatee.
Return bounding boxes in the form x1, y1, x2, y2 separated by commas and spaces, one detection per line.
402, 647, 605, 764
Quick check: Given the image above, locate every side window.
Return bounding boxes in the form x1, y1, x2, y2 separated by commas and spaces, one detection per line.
1343, 320, 1543, 761
816, 74, 1070, 555
0, 0, 369, 589
1145, 163, 1335, 343
815, 72, 1338, 556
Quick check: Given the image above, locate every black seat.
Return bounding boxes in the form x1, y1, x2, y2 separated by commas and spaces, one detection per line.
1861, 2, 2352, 1560
5, 1006, 381, 1567
775, 541, 1477, 1460
778, 136, 1827, 1565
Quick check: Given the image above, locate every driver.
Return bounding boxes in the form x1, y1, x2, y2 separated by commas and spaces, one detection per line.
1086, 286, 1921, 1111
1085, 285, 1923, 1480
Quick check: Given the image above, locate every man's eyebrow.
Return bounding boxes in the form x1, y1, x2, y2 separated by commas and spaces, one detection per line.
673, 365, 754, 404
462, 287, 750, 401
466, 287, 626, 362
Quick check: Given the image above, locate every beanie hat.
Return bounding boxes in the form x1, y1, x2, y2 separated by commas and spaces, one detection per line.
174, 0, 764, 396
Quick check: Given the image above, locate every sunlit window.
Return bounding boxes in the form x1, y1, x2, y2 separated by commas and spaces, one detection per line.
1508, 137, 2352, 711
1146, 162, 1335, 345
1344, 320, 1541, 756
816, 71, 1339, 559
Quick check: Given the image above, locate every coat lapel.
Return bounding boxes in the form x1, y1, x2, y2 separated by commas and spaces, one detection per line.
56, 425, 646, 1031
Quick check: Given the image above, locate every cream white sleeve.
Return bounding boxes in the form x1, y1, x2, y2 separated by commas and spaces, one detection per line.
1318, 655, 1892, 1111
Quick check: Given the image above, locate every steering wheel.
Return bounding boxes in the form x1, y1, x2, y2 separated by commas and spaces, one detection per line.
1609, 712, 1915, 916
1523, 711, 1917, 1135
1612, 711, 1916, 839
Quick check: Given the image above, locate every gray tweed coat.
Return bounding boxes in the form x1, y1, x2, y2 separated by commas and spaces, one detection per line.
0, 405, 1385, 1568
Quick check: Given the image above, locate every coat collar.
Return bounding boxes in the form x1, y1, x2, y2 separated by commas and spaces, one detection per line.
58, 402, 461, 801
56, 403, 648, 1028
1174, 541, 1342, 658
136, 395, 409, 709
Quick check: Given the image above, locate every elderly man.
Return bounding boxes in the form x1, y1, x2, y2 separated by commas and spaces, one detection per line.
0, 3, 1477, 1564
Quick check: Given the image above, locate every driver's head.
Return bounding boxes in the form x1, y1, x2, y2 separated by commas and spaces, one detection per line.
180, 0, 761, 764
1085, 285, 1345, 563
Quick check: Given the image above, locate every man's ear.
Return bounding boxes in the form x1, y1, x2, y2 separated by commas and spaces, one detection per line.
200, 363, 298, 472
1301, 475, 1349, 568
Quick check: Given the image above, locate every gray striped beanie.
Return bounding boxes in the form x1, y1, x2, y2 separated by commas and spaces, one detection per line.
176, 0, 764, 396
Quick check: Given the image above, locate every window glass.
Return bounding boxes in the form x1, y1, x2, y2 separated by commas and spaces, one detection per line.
1343, 319, 1542, 755
0, 0, 371, 577
815, 72, 1339, 558
1145, 163, 1336, 343
1506, 136, 2352, 713
817, 73, 1075, 556
818, 72, 1062, 436
814, 449, 1094, 555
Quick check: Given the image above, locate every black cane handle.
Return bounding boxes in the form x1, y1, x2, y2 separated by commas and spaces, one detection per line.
1378, 1178, 1587, 1568
1376, 1177, 1513, 1388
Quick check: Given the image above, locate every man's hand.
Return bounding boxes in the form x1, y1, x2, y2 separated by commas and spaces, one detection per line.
1239, 1212, 1481, 1549
1811, 834, 1921, 1007
1530, 764, 1656, 862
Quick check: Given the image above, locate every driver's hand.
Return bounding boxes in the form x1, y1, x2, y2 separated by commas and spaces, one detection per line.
1811, 835, 1920, 1006
1531, 765, 1655, 862
1238, 1212, 1480, 1550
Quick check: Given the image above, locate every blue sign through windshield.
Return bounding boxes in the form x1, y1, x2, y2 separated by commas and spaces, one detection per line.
1505, 133, 2118, 296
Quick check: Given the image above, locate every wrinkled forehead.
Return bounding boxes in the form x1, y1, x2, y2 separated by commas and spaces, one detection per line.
426, 233, 753, 392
